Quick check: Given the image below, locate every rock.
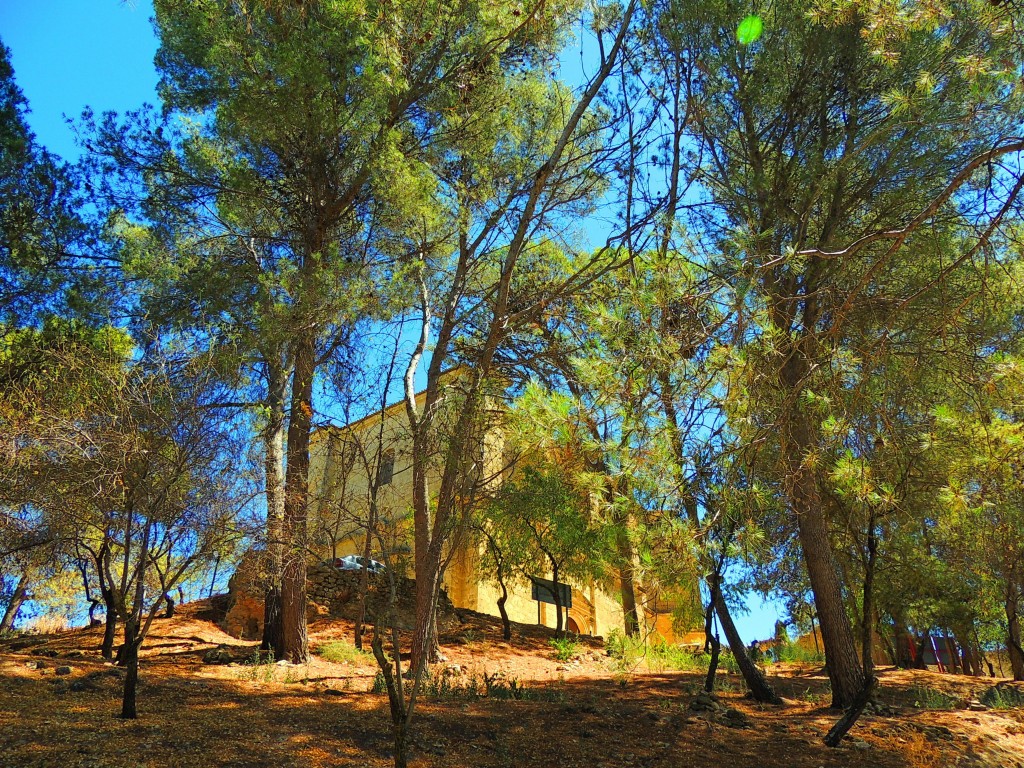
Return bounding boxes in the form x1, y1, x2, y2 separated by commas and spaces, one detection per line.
967, 699, 988, 712
51, 679, 69, 694
10, 638, 46, 651
691, 691, 725, 713
556, 664, 570, 671
202, 645, 234, 664
276, 659, 292, 666
64, 650, 84, 659
30, 648, 59, 657
55, 665, 73, 676
25, 660, 44, 670
70, 678, 100, 693
849, 739, 870, 750
722, 708, 751, 728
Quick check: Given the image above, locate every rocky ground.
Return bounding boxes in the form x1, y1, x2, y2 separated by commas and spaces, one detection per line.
1, 597, 1022, 768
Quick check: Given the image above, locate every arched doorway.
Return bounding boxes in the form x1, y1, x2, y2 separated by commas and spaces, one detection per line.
567, 616, 581, 634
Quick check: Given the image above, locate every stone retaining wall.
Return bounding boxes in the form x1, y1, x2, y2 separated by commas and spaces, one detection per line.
221, 553, 452, 639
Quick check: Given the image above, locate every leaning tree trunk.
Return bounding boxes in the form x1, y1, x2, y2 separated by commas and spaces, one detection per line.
261, 361, 288, 658
0, 573, 29, 632
792, 480, 865, 708
280, 333, 315, 664
712, 582, 782, 704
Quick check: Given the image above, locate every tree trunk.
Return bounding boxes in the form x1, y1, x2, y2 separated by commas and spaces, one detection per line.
913, 632, 929, 670
892, 615, 914, 668
551, 559, 564, 637
410, 537, 443, 671
261, 361, 288, 658
616, 527, 640, 637
824, 515, 879, 747
1006, 578, 1024, 681
780, 349, 864, 708
495, 562, 511, 641
712, 582, 782, 704
354, 526, 374, 651
703, 601, 721, 693
789, 464, 864, 707
101, 588, 117, 660
163, 594, 175, 619
120, 622, 140, 719
280, 333, 315, 664
0, 573, 29, 632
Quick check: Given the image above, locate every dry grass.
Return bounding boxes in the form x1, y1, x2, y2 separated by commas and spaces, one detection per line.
0, 599, 1022, 768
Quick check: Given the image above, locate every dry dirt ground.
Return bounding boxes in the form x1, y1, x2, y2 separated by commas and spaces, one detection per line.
1, 597, 1022, 768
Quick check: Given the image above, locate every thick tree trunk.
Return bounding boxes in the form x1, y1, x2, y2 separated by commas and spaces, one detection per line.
0, 573, 29, 632
1006, 579, 1024, 681
824, 517, 879, 747
712, 582, 782, 704
261, 362, 288, 658
787, 458, 864, 707
101, 588, 117, 660
119, 622, 141, 719
280, 333, 314, 664
410, 536, 443, 672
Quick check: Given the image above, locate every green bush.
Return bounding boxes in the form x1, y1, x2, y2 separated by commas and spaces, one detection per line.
549, 636, 582, 662
909, 685, 957, 710
775, 643, 826, 664
314, 640, 373, 665
370, 669, 564, 702
980, 685, 1024, 709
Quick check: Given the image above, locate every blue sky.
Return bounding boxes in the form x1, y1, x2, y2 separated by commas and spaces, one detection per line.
0, 0, 159, 160
1, 1, 788, 643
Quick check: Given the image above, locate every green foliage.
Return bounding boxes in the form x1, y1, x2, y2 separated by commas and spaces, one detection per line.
909, 685, 958, 711
605, 630, 743, 675
774, 643, 826, 664
980, 685, 1024, 710
736, 15, 763, 44
314, 641, 373, 665
549, 636, 582, 662
372, 669, 564, 702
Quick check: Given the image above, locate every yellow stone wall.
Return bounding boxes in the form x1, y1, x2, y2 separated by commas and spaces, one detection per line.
307, 385, 687, 641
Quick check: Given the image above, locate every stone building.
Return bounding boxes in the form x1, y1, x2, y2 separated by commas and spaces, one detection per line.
307, 377, 696, 642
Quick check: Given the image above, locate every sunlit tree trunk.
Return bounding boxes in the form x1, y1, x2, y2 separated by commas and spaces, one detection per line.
262, 361, 287, 658
280, 333, 314, 664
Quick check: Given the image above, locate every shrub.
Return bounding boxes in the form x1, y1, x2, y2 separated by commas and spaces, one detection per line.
980, 684, 1024, 709
775, 643, 826, 664
314, 640, 373, 665
909, 685, 957, 710
549, 636, 582, 662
